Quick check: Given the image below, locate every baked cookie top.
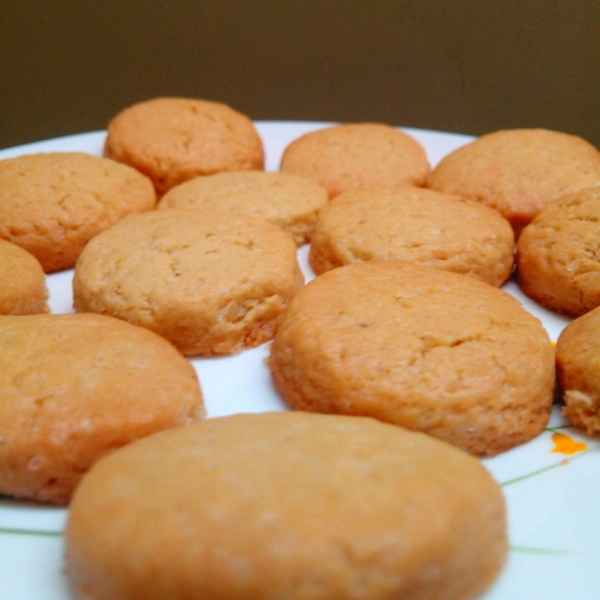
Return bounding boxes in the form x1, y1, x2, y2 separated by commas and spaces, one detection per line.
104, 97, 265, 195
517, 186, 600, 316
73, 208, 304, 356
0, 313, 203, 504
0, 239, 49, 315
427, 128, 600, 236
65, 411, 507, 600
309, 186, 514, 286
279, 123, 430, 197
556, 306, 600, 434
0, 152, 156, 273
159, 170, 328, 245
269, 262, 555, 456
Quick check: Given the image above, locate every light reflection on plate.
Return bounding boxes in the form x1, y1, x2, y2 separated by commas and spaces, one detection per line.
0, 123, 598, 600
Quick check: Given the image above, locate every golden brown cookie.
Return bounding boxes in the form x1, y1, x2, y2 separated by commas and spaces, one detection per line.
65, 412, 507, 600
0, 313, 203, 504
516, 187, 600, 317
269, 262, 555, 456
556, 307, 600, 434
427, 128, 600, 236
0, 152, 156, 273
158, 170, 328, 245
0, 239, 49, 314
73, 209, 304, 356
309, 186, 514, 286
279, 123, 430, 198
104, 97, 265, 195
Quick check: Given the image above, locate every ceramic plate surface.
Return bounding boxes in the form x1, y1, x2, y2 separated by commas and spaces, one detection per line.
0, 122, 598, 600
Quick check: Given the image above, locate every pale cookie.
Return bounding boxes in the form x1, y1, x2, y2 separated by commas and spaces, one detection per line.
556, 307, 600, 434
0, 239, 49, 314
73, 209, 304, 356
0, 152, 156, 273
104, 97, 265, 195
517, 187, 600, 316
427, 128, 600, 236
65, 412, 507, 600
309, 186, 514, 286
159, 171, 328, 245
279, 123, 430, 198
269, 262, 555, 456
0, 313, 203, 504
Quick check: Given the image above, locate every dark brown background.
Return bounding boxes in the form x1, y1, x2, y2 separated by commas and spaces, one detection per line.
2, 0, 599, 149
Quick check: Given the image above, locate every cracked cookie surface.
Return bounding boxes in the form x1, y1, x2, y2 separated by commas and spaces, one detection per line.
0, 152, 156, 272
73, 209, 304, 356
0, 313, 203, 504
269, 262, 555, 456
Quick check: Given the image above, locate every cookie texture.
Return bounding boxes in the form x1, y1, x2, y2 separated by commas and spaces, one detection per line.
279, 123, 430, 198
269, 262, 555, 456
309, 186, 514, 286
159, 171, 328, 245
427, 129, 600, 236
517, 187, 600, 317
0, 313, 204, 504
73, 209, 304, 356
0, 239, 49, 314
65, 412, 507, 600
0, 152, 156, 273
104, 97, 265, 195
556, 307, 600, 434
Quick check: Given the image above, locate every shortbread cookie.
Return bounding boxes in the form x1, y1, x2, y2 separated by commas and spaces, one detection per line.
104, 97, 265, 195
556, 307, 600, 434
309, 187, 514, 286
269, 262, 555, 456
0, 313, 203, 504
517, 186, 600, 316
0, 152, 156, 273
427, 129, 600, 236
65, 412, 507, 600
159, 171, 328, 245
0, 239, 49, 314
73, 209, 303, 356
279, 123, 430, 198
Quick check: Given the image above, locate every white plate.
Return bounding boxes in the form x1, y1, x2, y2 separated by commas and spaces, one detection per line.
0, 122, 598, 600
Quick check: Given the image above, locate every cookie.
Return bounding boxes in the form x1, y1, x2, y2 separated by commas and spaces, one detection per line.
556, 306, 600, 434
269, 262, 555, 456
279, 123, 430, 198
309, 186, 514, 286
104, 97, 265, 195
158, 170, 328, 246
65, 412, 507, 600
0, 313, 203, 504
73, 209, 304, 356
0, 239, 49, 314
516, 186, 600, 316
427, 128, 600, 236
0, 152, 156, 273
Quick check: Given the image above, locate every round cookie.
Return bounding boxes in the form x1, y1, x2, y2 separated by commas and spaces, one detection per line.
73, 209, 304, 356
269, 262, 555, 456
556, 307, 600, 434
516, 186, 600, 316
0, 239, 49, 315
309, 186, 514, 286
0, 313, 204, 504
427, 128, 600, 236
0, 152, 156, 273
104, 97, 265, 195
279, 123, 430, 198
65, 412, 507, 600
158, 171, 328, 245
